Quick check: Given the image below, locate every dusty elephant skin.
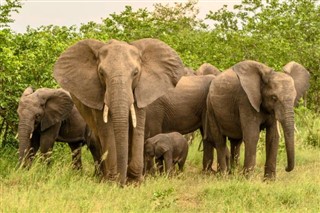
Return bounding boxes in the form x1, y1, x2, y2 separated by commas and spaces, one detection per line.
17, 87, 90, 169
53, 38, 186, 185
144, 132, 189, 174
205, 60, 310, 179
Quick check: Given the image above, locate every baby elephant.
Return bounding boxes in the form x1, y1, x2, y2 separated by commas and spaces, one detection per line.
144, 132, 189, 174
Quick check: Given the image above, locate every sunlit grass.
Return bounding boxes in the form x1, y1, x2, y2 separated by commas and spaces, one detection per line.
1, 109, 319, 212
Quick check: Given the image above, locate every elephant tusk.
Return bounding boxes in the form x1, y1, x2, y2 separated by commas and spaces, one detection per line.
130, 104, 137, 128
276, 120, 281, 138
29, 133, 33, 139
15, 133, 18, 139
103, 105, 109, 123
294, 124, 299, 133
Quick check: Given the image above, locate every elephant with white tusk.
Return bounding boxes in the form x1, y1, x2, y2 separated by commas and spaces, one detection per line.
53, 38, 186, 185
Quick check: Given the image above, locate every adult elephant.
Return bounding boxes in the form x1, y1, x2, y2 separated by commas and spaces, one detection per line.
145, 71, 219, 171
17, 87, 89, 169
145, 74, 215, 138
205, 60, 310, 179
53, 38, 186, 185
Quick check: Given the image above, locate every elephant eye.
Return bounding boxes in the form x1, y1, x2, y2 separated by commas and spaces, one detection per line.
271, 95, 278, 102
35, 113, 41, 120
133, 68, 139, 77
99, 69, 103, 76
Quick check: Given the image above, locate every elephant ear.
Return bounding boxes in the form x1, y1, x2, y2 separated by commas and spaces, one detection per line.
53, 39, 106, 110
233, 60, 274, 112
155, 140, 170, 158
282, 61, 310, 106
37, 89, 74, 131
130, 38, 185, 108
22, 87, 34, 96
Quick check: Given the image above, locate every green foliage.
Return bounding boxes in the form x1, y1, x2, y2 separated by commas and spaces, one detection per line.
0, 0, 319, 149
0, 0, 21, 28
207, 0, 320, 108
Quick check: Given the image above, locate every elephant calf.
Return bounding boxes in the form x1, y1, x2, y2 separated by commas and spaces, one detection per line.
144, 132, 189, 174
17, 87, 92, 169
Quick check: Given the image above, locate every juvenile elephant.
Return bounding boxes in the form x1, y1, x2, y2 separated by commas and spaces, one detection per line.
205, 60, 310, 179
17, 87, 90, 169
53, 38, 186, 185
144, 132, 188, 174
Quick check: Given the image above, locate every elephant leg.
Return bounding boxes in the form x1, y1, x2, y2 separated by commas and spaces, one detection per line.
216, 136, 229, 174
202, 139, 214, 172
127, 107, 145, 182
163, 151, 173, 174
230, 138, 242, 169
30, 132, 40, 161
178, 155, 187, 172
39, 123, 60, 165
87, 138, 102, 176
99, 123, 117, 180
68, 142, 83, 170
145, 157, 156, 175
242, 125, 260, 177
264, 121, 280, 180
156, 157, 164, 174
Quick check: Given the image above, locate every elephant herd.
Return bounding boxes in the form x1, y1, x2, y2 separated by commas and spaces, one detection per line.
17, 38, 310, 186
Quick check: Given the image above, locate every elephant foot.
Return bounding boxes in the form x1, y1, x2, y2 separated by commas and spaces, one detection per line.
263, 171, 276, 181
202, 167, 217, 175
243, 168, 256, 180
127, 170, 144, 186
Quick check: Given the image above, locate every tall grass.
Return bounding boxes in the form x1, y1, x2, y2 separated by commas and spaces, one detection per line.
1, 108, 319, 212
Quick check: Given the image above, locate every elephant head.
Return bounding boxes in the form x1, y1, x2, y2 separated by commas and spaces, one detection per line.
196, 63, 221, 76
144, 138, 170, 172
17, 87, 74, 166
233, 60, 310, 172
53, 38, 185, 184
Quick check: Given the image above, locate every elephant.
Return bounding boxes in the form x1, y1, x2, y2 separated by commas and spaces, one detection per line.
205, 60, 310, 179
53, 38, 186, 185
144, 132, 188, 174
145, 66, 220, 172
145, 74, 216, 139
17, 87, 90, 169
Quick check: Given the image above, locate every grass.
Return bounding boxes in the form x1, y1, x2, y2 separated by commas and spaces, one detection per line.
1, 109, 320, 212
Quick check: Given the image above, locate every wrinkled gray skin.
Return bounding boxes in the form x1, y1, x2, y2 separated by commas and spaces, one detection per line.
17, 87, 89, 169
205, 60, 310, 179
53, 38, 186, 185
145, 63, 227, 171
144, 132, 188, 174
145, 75, 216, 138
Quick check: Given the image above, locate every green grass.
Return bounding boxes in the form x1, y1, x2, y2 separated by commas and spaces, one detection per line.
1, 109, 320, 212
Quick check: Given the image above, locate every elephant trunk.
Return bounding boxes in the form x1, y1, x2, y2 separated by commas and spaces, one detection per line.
280, 108, 295, 172
110, 91, 130, 186
18, 120, 34, 166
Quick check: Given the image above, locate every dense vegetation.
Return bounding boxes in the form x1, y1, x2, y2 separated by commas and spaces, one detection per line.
1, 0, 319, 211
